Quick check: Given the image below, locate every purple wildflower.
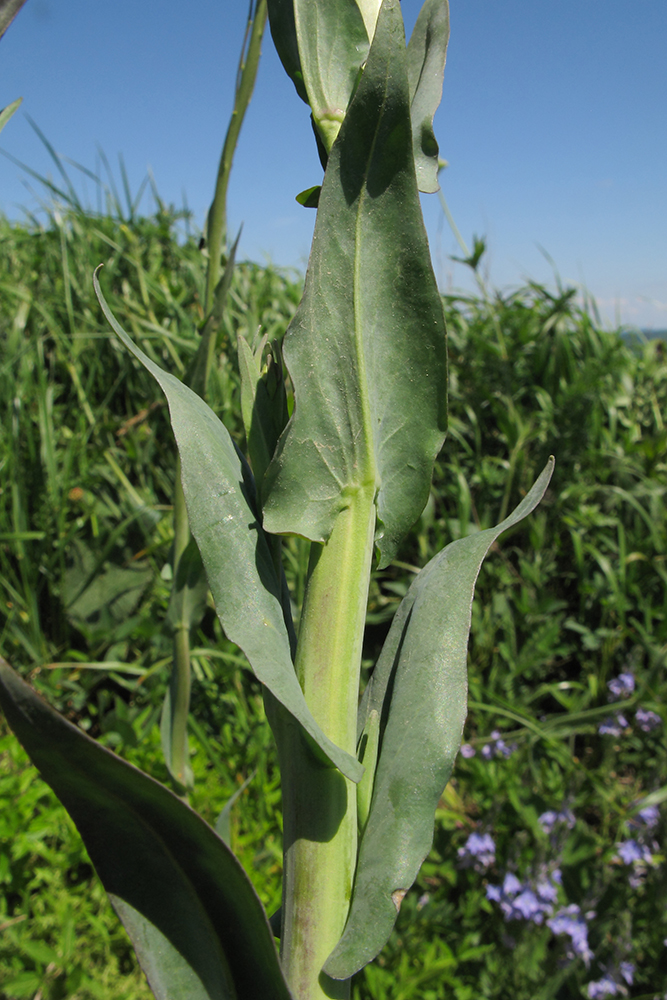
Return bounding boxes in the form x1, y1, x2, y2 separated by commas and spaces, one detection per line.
416, 892, 430, 910
458, 832, 495, 868
587, 975, 618, 998
547, 904, 592, 964
637, 804, 659, 827
635, 707, 661, 732
598, 714, 628, 736
536, 878, 559, 904
512, 889, 547, 923
486, 871, 559, 925
538, 808, 576, 833
481, 729, 517, 759
608, 672, 635, 699
619, 961, 634, 985
502, 872, 523, 896
460, 743, 476, 758
615, 838, 652, 865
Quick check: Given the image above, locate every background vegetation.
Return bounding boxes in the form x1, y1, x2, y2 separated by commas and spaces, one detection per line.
0, 192, 665, 999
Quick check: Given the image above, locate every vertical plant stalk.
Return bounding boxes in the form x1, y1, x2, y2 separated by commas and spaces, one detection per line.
164, 3, 266, 790
278, 489, 376, 1000
167, 461, 192, 790
204, 0, 267, 315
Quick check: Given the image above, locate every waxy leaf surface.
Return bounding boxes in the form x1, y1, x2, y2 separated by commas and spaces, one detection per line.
0, 659, 293, 1000
94, 272, 362, 783
325, 459, 554, 978
407, 0, 449, 193
263, 0, 448, 568
293, 0, 369, 148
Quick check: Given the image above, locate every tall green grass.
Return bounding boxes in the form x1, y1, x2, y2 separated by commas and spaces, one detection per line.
0, 199, 665, 998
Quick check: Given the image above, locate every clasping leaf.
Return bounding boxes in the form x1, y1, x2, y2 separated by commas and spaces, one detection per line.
325, 459, 555, 978
93, 270, 362, 784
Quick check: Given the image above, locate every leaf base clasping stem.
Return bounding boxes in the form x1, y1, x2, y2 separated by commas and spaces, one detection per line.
277, 486, 376, 1000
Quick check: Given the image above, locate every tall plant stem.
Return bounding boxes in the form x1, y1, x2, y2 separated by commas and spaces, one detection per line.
163, 2, 265, 790
204, 0, 267, 315
167, 459, 192, 793
278, 489, 376, 1000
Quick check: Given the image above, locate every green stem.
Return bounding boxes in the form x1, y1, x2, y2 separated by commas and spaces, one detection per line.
169, 460, 192, 793
278, 489, 376, 1000
204, 0, 267, 316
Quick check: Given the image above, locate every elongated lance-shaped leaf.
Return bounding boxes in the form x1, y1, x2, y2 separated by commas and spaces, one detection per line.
238, 333, 289, 501
293, 0, 369, 151
263, 0, 448, 568
325, 459, 554, 979
93, 271, 363, 784
0, 96, 22, 136
0, 658, 293, 1000
407, 0, 450, 193
0, 0, 27, 40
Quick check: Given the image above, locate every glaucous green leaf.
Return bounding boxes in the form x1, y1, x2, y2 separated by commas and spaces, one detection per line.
356, 0, 382, 40
263, 0, 448, 568
0, 658, 293, 1000
94, 271, 362, 784
293, 0, 369, 151
325, 459, 554, 979
407, 0, 449, 193
0, 0, 27, 40
238, 333, 289, 501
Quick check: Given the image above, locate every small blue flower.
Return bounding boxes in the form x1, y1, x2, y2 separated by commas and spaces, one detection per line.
502, 872, 523, 896
587, 974, 618, 998
615, 838, 652, 865
637, 804, 659, 827
538, 808, 575, 833
481, 729, 517, 759
598, 714, 628, 736
460, 743, 476, 758
458, 832, 495, 868
619, 961, 634, 985
536, 878, 559, 904
635, 707, 661, 732
547, 904, 592, 964
485, 883, 502, 902
608, 672, 635, 699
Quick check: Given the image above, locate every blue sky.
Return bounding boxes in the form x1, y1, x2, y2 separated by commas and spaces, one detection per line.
1, 0, 665, 329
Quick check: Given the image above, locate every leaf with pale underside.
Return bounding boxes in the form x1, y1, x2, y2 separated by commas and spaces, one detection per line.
293, 0, 369, 149
407, 0, 450, 193
325, 459, 555, 979
93, 270, 362, 784
263, 0, 448, 568
0, 658, 293, 1000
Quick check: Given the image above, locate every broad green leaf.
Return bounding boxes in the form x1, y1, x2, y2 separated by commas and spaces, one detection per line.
94, 271, 363, 784
407, 0, 450, 193
293, 0, 369, 150
0, 96, 21, 135
0, 658, 293, 1000
263, 0, 448, 569
355, 0, 382, 40
0, 0, 27, 40
325, 459, 554, 979
238, 333, 289, 501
